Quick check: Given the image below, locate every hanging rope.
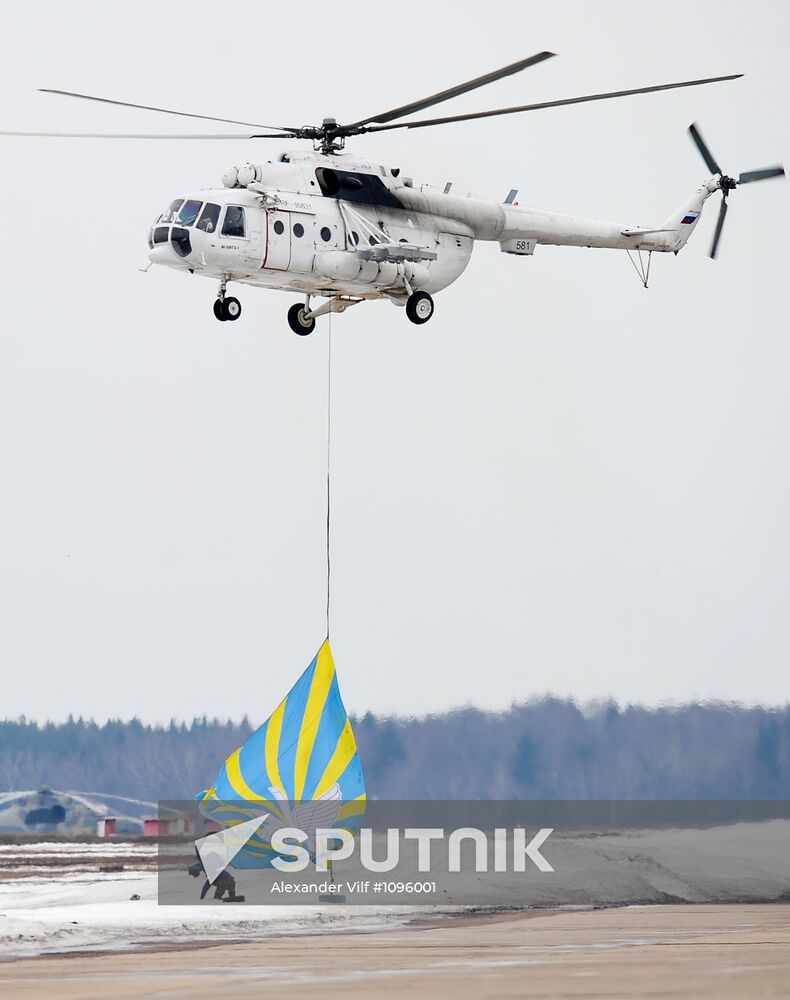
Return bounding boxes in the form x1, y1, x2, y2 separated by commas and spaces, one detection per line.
325, 312, 332, 639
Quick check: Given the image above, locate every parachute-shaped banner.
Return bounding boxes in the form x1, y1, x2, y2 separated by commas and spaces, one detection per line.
197, 639, 365, 869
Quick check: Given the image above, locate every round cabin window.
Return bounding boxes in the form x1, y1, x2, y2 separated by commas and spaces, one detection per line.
350, 231, 359, 246
320, 227, 332, 242
293, 223, 305, 238
273, 220, 285, 235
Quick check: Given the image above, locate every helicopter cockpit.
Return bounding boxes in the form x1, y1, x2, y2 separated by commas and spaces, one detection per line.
148, 198, 245, 259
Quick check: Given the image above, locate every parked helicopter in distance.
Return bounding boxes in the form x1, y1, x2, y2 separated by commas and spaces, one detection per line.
2, 54, 784, 334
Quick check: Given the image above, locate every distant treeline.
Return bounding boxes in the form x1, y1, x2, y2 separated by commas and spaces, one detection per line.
1, 700, 789, 801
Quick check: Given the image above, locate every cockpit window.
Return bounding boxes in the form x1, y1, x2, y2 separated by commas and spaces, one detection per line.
158, 198, 184, 223
176, 199, 203, 227
196, 203, 220, 233
221, 206, 246, 238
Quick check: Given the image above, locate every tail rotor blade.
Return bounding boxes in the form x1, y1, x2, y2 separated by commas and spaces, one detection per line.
737, 166, 785, 185
710, 197, 728, 259
689, 122, 722, 175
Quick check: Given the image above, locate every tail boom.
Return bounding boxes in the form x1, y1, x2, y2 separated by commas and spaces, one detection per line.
396, 178, 720, 255
498, 179, 720, 253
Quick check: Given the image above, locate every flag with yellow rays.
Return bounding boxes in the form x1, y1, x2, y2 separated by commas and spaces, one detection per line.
196, 639, 366, 869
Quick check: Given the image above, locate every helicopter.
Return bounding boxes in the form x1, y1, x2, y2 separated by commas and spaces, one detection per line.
2, 54, 783, 334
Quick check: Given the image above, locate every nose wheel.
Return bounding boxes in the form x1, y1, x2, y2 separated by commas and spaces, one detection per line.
213, 296, 242, 322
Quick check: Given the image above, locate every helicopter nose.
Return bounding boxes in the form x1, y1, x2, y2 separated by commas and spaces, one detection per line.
148, 243, 181, 266
147, 225, 193, 264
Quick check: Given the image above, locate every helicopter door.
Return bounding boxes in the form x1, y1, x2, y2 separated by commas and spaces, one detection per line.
264, 210, 291, 270
288, 213, 314, 273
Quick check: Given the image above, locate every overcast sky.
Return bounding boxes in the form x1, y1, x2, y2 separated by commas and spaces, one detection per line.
0, 1, 788, 724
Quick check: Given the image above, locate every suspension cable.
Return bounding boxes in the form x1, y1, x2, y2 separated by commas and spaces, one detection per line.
325, 312, 332, 639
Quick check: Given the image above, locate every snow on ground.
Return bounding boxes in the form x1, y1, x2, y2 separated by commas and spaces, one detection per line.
0, 840, 156, 879
0, 841, 156, 858
0, 846, 415, 958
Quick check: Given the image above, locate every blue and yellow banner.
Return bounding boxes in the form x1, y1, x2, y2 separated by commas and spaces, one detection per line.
197, 640, 365, 868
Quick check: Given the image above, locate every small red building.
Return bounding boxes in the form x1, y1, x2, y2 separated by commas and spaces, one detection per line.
143, 818, 170, 837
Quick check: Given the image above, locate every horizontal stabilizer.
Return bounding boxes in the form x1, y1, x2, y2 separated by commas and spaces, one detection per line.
621, 227, 677, 236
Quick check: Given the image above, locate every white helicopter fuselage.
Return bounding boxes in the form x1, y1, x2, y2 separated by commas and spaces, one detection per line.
148, 148, 720, 314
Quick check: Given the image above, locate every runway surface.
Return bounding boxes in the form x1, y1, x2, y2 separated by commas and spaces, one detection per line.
1, 904, 789, 998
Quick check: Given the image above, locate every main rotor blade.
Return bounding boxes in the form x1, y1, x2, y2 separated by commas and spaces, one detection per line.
361, 74, 743, 133
737, 166, 785, 184
0, 130, 284, 139
347, 52, 556, 128
39, 88, 295, 132
688, 122, 722, 175
710, 196, 728, 259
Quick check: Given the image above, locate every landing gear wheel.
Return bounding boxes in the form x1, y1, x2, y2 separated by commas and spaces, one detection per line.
288, 302, 316, 336
222, 296, 242, 321
405, 290, 434, 325
213, 298, 227, 322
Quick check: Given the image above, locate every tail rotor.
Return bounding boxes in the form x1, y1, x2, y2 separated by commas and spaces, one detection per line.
709, 195, 729, 260
688, 122, 784, 259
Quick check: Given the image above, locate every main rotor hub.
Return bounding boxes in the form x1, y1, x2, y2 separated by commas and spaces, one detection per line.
312, 118, 346, 154
720, 174, 738, 194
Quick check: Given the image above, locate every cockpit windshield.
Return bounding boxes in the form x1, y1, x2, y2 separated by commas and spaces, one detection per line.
157, 198, 209, 227
158, 198, 184, 224
176, 199, 203, 227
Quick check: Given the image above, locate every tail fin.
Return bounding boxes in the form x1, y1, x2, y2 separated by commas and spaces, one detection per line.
659, 180, 718, 252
